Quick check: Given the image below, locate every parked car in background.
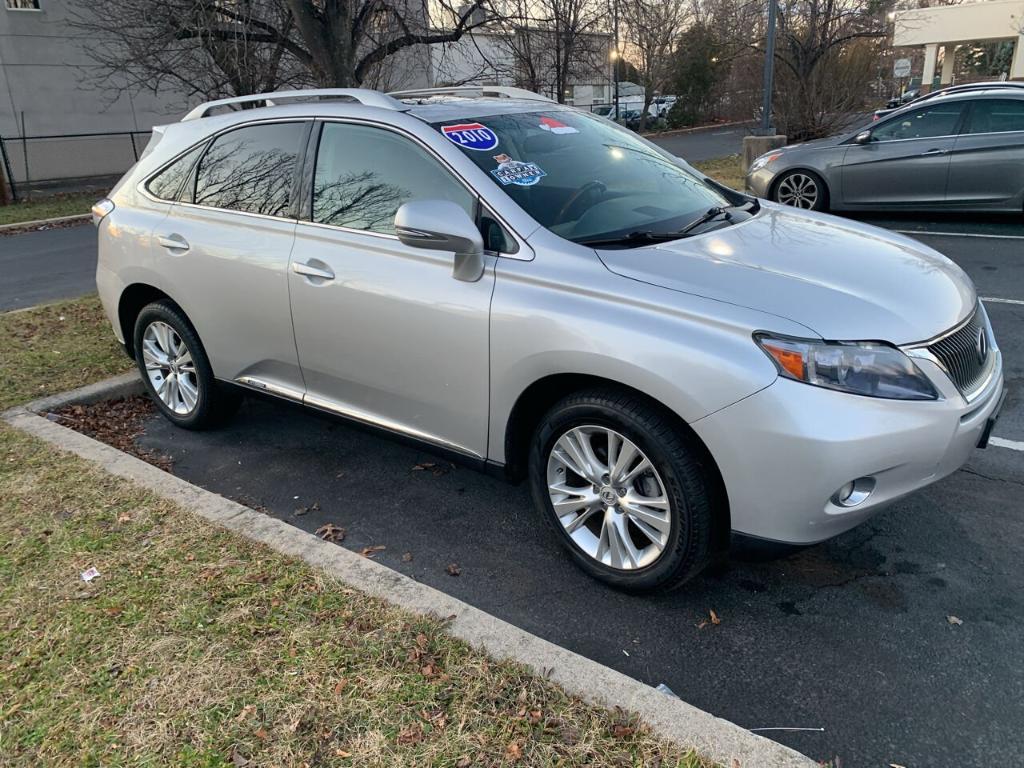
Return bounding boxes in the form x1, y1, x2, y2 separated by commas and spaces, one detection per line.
886, 88, 920, 110
873, 81, 1024, 121
93, 86, 1003, 592
747, 85, 1024, 213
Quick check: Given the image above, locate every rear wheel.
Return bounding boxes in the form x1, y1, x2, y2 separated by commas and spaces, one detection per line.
133, 300, 240, 430
528, 389, 716, 592
772, 169, 829, 211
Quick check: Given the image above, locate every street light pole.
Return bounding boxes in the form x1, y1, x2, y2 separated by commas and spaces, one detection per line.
613, 0, 620, 120
760, 0, 778, 135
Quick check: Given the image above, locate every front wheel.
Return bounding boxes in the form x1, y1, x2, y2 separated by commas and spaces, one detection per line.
772, 169, 829, 211
133, 300, 240, 430
528, 389, 717, 593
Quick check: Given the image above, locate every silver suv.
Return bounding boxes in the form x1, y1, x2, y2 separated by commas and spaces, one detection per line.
94, 87, 1005, 592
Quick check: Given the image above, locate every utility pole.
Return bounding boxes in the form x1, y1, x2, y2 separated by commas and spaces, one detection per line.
759, 0, 778, 135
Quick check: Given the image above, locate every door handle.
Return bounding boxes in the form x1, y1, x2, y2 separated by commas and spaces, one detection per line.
292, 261, 335, 281
921, 148, 948, 156
157, 233, 189, 251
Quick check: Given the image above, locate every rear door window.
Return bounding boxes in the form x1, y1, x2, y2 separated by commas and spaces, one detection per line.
963, 99, 1024, 134
193, 122, 306, 217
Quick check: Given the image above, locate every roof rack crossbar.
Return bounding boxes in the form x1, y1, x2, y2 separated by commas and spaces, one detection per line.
181, 88, 407, 121
387, 85, 556, 103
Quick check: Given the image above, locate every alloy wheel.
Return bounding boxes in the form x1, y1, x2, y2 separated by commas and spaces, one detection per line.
545, 425, 672, 570
141, 320, 199, 415
776, 173, 819, 209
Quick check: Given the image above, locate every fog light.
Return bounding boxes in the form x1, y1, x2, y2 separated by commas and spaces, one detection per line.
831, 477, 876, 508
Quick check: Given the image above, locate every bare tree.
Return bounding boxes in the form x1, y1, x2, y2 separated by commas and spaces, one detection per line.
622, 0, 689, 129
70, 0, 501, 107
485, 0, 607, 101
766, 0, 889, 138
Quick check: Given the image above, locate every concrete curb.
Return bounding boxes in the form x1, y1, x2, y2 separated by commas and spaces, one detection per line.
0, 212, 90, 233
3, 375, 818, 768
642, 119, 753, 139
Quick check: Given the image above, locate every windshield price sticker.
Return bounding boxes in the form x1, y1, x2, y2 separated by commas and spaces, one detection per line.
441, 122, 499, 151
491, 154, 547, 186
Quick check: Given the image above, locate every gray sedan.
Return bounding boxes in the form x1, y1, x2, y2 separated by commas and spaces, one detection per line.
746, 85, 1024, 213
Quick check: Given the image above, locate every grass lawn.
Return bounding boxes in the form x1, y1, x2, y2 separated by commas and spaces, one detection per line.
1, 298, 716, 767
0, 296, 132, 411
693, 156, 745, 192
0, 192, 99, 227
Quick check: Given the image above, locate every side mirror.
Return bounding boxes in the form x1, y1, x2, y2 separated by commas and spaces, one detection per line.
854, 130, 872, 145
395, 199, 485, 283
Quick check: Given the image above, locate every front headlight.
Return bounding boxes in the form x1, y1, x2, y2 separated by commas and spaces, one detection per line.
754, 334, 938, 400
748, 152, 782, 173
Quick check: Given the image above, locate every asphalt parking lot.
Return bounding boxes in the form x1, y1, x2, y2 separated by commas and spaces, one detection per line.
125, 214, 1024, 767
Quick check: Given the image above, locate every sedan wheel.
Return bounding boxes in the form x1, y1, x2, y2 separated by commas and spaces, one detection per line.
142, 320, 199, 415
775, 171, 823, 210
546, 425, 670, 570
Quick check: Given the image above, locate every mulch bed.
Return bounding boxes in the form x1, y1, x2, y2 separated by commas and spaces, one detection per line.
50, 396, 174, 472
1, 218, 89, 237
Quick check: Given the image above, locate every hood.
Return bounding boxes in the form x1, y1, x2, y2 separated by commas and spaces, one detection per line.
781, 135, 843, 151
597, 204, 976, 344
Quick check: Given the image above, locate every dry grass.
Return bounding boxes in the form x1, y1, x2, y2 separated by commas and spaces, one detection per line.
0, 298, 716, 766
692, 156, 746, 192
0, 296, 132, 411
0, 192, 99, 227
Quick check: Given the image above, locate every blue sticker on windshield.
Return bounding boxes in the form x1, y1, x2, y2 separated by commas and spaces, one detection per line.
441, 122, 499, 151
491, 154, 547, 186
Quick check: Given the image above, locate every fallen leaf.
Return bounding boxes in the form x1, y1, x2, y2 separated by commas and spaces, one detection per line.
710, 609, 721, 625
528, 709, 543, 724
254, 727, 268, 740
397, 723, 424, 744
946, 615, 963, 626
335, 749, 352, 758
456, 756, 472, 768
612, 724, 634, 738
359, 545, 386, 558
401, 551, 413, 562
333, 678, 349, 694
235, 705, 256, 722
230, 750, 250, 767
315, 523, 346, 543
505, 741, 523, 760
446, 563, 461, 576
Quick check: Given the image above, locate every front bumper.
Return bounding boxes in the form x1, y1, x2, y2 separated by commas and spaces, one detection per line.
692, 351, 1004, 545
745, 166, 775, 198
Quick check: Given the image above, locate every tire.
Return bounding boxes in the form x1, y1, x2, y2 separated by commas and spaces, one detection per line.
772, 169, 829, 211
132, 300, 241, 430
528, 388, 716, 593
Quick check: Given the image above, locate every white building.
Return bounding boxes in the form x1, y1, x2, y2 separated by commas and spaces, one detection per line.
894, 0, 1024, 90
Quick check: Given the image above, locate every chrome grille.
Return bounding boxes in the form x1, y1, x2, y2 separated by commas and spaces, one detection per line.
927, 307, 992, 395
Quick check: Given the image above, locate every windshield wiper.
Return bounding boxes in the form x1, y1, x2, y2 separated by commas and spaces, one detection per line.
576, 230, 684, 248
675, 206, 732, 236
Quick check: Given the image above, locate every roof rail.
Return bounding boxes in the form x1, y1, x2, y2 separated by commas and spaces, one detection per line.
181, 88, 407, 121
387, 85, 556, 103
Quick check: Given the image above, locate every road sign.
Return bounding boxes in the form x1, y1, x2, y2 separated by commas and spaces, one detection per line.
894, 58, 912, 78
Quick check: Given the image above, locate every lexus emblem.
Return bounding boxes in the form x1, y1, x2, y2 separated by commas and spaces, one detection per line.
976, 328, 988, 364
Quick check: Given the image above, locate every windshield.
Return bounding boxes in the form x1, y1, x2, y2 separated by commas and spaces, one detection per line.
431, 110, 732, 244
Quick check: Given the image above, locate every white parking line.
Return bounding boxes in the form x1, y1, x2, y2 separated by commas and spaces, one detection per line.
991, 437, 1024, 452
981, 296, 1024, 306
895, 230, 1024, 241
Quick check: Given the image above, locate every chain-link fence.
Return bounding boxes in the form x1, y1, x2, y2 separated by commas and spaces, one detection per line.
0, 130, 150, 202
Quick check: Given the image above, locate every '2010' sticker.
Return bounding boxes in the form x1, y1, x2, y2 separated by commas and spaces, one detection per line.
441, 122, 499, 151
